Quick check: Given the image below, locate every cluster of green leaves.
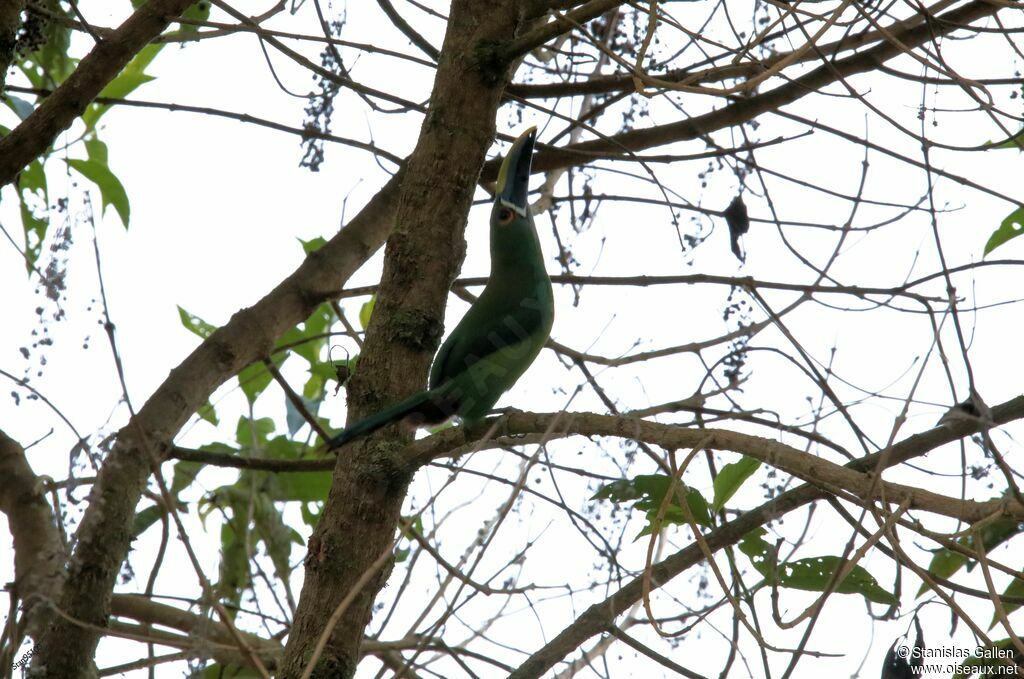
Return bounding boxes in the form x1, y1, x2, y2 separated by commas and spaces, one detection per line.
594, 456, 896, 605
130, 232, 376, 675
5, 18, 137, 267
199, 419, 324, 609
592, 455, 761, 536
132, 416, 330, 610
593, 474, 712, 534
4, 2, 72, 269
3, 2, 212, 272
177, 238, 360, 429
155, 237, 377, 609
191, 508, 424, 679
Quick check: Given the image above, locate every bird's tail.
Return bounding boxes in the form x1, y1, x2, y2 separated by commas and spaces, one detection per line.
328, 388, 456, 449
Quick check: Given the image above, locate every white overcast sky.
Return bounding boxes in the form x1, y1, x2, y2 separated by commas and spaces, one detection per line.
2, 1, 1023, 677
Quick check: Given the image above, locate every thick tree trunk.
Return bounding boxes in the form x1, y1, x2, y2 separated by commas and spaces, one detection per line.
278, 2, 529, 677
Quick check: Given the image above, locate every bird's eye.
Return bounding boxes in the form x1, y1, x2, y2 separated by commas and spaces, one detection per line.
497, 207, 515, 224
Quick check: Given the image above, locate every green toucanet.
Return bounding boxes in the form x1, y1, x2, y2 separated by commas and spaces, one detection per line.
329, 127, 554, 449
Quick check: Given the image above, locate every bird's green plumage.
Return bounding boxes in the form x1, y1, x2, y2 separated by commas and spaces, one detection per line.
329, 128, 553, 449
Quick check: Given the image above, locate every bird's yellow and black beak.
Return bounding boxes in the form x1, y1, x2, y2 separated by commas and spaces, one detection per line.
495, 127, 536, 218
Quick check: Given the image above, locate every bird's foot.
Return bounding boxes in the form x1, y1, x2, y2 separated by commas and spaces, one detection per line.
489, 406, 521, 417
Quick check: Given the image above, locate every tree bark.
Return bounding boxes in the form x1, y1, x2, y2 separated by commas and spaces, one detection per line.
27, 173, 402, 678
0, 430, 65, 644
278, 2, 530, 677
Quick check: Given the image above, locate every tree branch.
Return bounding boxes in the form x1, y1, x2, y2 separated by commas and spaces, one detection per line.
490, 0, 1007, 179
503, 394, 1024, 678
505, 0, 959, 99
30, 169, 404, 678
171, 446, 334, 471
278, 1, 530, 675
404, 400, 1024, 523
375, 0, 439, 61
502, 0, 624, 60
109, 594, 280, 668
15, 1, 1010, 675
0, 429, 65, 641
2, 85, 404, 165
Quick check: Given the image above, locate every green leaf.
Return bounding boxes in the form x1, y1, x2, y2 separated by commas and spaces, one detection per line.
741, 529, 896, 605
238, 361, 274, 404
920, 545, 969, 596
635, 490, 711, 536
171, 460, 204, 495
263, 472, 332, 502
776, 556, 897, 605
252, 497, 300, 580
988, 128, 1024, 150
85, 137, 108, 164
193, 663, 264, 678
592, 475, 651, 502
712, 456, 760, 511
196, 399, 219, 425
983, 207, 1024, 257
303, 368, 328, 401
21, 5, 73, 85
177, 306, 218, 339
98, 71, 155, 100
16, 158, 49, 272
66, 158, 131, 227
359, 295, 376, 330
18, 198, 48, 273
4, 95, 34, 120
131, 504, 165, 538
216, 512, 251, 608
285, 393, 321, 436
16, 60, 44, 90
263, 435, 304, 460
16, 155, 46, 194
301, 502, 322, 528
235, 417, 276, 448
919, 517, 1023, 595
83, 43, 164, 130
739, 527, 776, 576
993, 576, 1024, 626
276, 303, 334, 364
593, 474, 712, 534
